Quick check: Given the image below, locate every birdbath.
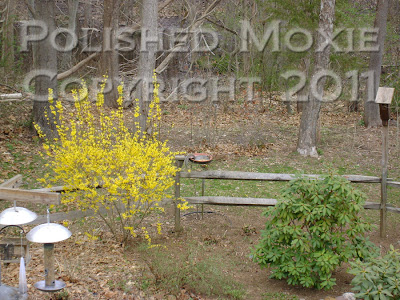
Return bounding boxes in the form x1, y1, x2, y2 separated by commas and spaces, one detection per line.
26, 210, 71, 292
189, 153, 213, 219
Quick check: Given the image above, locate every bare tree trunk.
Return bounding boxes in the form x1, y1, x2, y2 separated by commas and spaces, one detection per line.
1, 0, 15, 76
297, 57, 311, 113
83, 0, 93, 28
100, 0, 121, 108
136, 0, 158, 133
60, 0, 79, 72
242, 0, 251, 76
297, 0, 336, 157
363, 0, 389, 127
32, 0, 58, 139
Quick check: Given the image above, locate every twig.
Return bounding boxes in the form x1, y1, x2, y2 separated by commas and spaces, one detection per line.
0, 83, 21, 93
159, 0, 174, 12
205, 17, 239, 36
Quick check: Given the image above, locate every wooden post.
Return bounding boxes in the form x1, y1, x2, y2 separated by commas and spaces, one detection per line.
0, 187, 60, 205
174, 157, 184, 232
380, 124, 388, 238
375, 87, 394, 238
0, 175, 23, 188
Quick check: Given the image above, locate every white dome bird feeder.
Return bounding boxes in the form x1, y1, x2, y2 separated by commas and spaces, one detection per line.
0, 201, 37, 300
27, 209, 71, 292
0, 201, 38, 226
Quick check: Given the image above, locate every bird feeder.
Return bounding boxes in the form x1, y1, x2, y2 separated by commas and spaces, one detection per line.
0, 201, 38, 226
26, 210, 71, 292
375, 87, 394, 126
0, 200, 37, 262
0, 201, 37, 297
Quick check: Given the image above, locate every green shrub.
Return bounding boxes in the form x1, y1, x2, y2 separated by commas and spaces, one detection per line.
253, 175, 376, 290
349, 245, 400, 300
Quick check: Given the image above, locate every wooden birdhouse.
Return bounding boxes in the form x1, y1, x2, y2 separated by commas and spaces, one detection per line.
375, 87, 395, 126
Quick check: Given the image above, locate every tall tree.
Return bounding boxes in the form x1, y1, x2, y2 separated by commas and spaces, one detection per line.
100, 0, 121, 108
297, 0, 336, 157
0, 0, 15, 76
363, 0, 389, 127
60, 0, 79, 72
136, 0, 158, 133
83, 0, 93, 28
32, 0, 58, 138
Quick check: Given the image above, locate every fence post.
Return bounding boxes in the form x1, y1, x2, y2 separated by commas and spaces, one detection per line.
174, 156, 185, 232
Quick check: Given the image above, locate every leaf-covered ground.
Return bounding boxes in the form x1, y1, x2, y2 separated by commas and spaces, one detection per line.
1, 93, 400, 299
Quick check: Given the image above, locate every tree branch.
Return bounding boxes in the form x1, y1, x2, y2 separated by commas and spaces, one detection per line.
159, 0, 174, 13
205, 17, 239, 36
57, 53, 99, 80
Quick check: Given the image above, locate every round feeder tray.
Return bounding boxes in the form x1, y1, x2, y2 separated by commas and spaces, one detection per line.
0, 206, 37, 225
27, 223, 71, 244
34, 280, 66, 292
189, 153, 213, 164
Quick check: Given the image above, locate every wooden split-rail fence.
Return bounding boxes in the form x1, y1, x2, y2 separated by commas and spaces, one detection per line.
173, 155, 400, 238
1, 155, 399, 240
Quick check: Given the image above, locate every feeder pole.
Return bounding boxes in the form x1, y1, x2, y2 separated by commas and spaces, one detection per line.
375, 87, 394, 238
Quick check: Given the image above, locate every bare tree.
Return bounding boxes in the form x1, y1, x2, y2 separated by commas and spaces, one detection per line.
297, 0, 336, 157
136, 0, 158, 132
100, 0, 121, 108
363, 0, 389, 127
0, 0, 15, 75
60, 0, 79, 72
83, 0, 93, 28
32, 0, 58, 138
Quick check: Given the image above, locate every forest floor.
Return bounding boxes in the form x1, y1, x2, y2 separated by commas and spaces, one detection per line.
1, 90, 400, 300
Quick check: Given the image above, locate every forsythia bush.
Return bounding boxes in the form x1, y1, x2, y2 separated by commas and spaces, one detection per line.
35, 76, 181, 243
253, 175, 376, 290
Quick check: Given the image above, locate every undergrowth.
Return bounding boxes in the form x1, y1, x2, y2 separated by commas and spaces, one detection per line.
138, 243, 245, 299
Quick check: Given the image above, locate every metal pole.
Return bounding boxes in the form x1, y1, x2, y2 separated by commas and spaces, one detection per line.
380, 124, 388, 238
201, 179, 205, 219
174, 159, 184, 232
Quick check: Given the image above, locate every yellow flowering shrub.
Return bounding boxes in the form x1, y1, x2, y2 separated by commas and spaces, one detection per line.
35, 75, 180, 243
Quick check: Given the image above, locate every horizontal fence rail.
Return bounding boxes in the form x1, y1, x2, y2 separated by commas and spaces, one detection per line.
181, 171, 384, 183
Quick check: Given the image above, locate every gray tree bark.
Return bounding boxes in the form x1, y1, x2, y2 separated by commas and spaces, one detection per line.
32, 0, 58, 139
100, 0, 121, 108
83, 0, 93, 28
60, 0, 79, 72
0, 0, 15, 76
363, 0, 389, 128
297, 0, 336, 157
136, 0, 158, 133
